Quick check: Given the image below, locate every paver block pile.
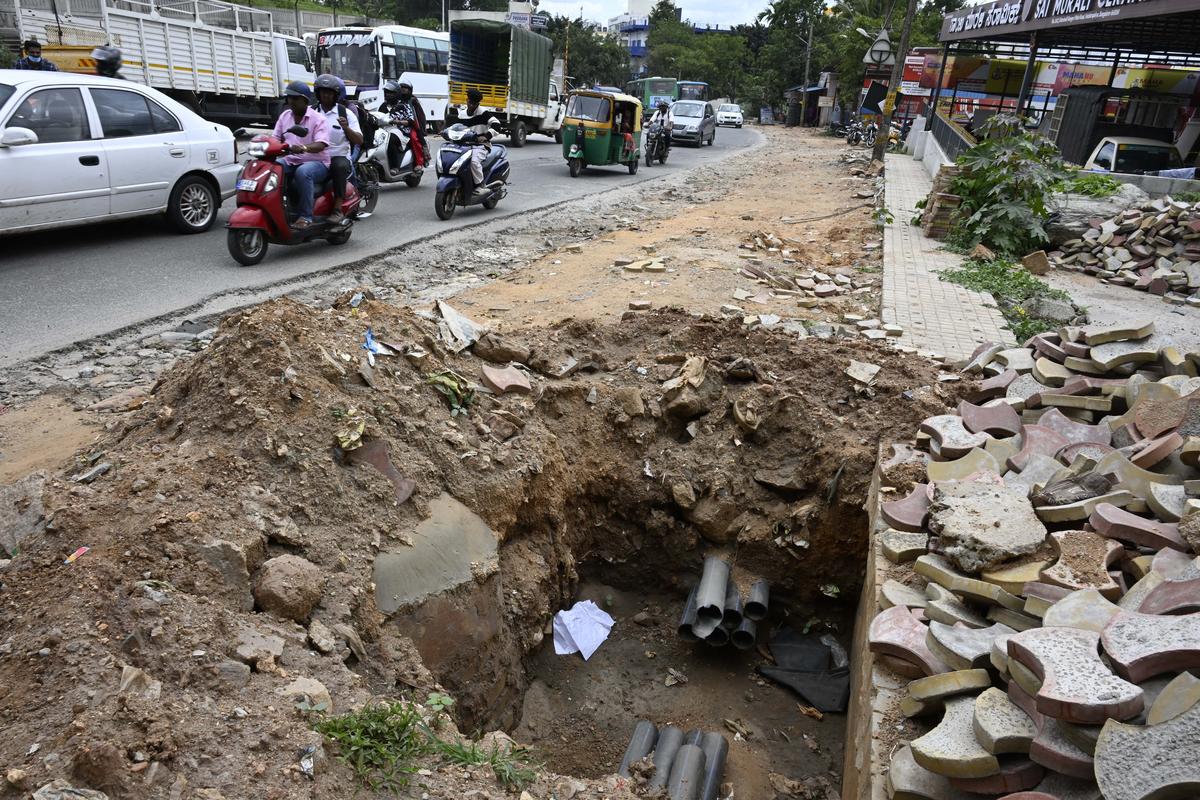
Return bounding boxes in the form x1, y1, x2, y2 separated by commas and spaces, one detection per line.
870, 319, 1200, 799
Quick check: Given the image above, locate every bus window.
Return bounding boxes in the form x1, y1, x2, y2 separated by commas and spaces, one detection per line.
381, 43, 399, 80
417, 49, 438, 73
392, 33, 416, 48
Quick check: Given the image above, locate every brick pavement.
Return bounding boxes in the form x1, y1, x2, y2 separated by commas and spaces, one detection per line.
883, 154, 1013, 359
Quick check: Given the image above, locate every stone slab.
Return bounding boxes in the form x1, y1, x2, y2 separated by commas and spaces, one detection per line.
927, 482, 1048, 574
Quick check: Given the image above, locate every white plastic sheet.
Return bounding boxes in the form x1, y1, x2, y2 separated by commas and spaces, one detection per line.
552, 600, 615, 661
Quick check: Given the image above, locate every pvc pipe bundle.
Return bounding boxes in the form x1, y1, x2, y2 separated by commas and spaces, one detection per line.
677, 560, 768, 650
618, 721, 729, 800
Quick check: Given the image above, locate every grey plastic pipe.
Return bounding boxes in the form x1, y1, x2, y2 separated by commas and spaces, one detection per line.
617, 720, 658, 777
696, 557, 731, 622
683, 729, 704, 747
699, 731, 729, 800
678, 585, 700, 642
666, 743, 706, 800
731, 617, 757, 650
648, 725, 684, 789
744, 578, 770, 621
721, 579, 743, 630
704, 624, 730, 647
690, 614, 721, 640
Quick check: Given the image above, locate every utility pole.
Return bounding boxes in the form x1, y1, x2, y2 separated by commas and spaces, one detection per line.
799, 12, 813, 127
871, 0, 918, 162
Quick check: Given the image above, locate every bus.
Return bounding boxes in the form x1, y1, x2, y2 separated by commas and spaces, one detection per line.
625, 76, 678, 110
315, 25, 450, 128
678, 81, 710, 102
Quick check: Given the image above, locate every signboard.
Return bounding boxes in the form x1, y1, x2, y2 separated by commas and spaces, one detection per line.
531, 12, 549, 29
941, 0, 1200, 43
900, 54, 926, 94
818, 95, 834, 107
507, 12, 531, 29
864, 31, 896, 67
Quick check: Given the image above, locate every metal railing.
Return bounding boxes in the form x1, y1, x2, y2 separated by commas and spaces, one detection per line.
930, 110, 977, 162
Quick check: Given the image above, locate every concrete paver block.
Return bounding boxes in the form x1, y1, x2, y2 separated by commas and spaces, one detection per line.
1063, 321, 1154, 346
1094, 451, 1183, 503
1039, 530, 1125, 600
1037, 408, 1112, 445
1149, 548, 1200, 581
1131, 385, 1188, 439
1033, 490, 1136, 524
882, 578, 929, 610
1041, 588, 1121, 632
928, 621, 1017, 670
1009, 426, 1072, 473
927, 448, 1002, 483
869, 605, 951, 677
927, 482, 1048, 574
1130, 430, 1184, 469
1007, 680, 1097, 780
947, 758, 1044, 795
1007, 626, 1144, 724
1055, 441, 1116, 464
921, 414, 991, 459
974, 686, 1038, 755
886, 744, 975, 800
882, 484, 931, 532
996, 347, 1037, 372
959, 400, 1022, 438
1004, 455, 1064, 498
1023, 582, 1071, 618
982, 558, 1054, 595
1147, 481, 1187, 522
911, 696, 1001, 778
1101, 608, 1200, 682
1094, 701, 1200, 800
1138, 576, 1200, 615
1033, 357, 1074, 387
916, 554, 1025, 610
1146, 671, 1200, 725
905, 668, 993, 718
1089, 502, 1187, 551
988, 605, 1042, 631
924, 583, 988, 629
882, 529, 930, 564
1117, 571, 1164, 611
977, 369, 1018, 401
1008, 373, 1053, 409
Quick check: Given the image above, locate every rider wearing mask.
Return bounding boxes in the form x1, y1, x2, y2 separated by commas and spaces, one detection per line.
314, 74, 362, 225
273, 81, 331, 230
14, 40, 58, 71
90, 45, 124, 79
648, 100, 673, 151
379, 79, 428, 172
445, 87, 493, 197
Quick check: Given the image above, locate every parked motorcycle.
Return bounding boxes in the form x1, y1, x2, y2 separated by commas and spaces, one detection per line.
644, 121, 669, 166
845, 119, 864, 146
433, 121, 510, 221
225, 126, 361, 266
357, 110, 423, 189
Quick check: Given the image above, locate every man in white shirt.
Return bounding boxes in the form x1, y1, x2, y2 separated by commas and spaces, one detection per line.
314, 74, 363, 224
648, 100, 673, 154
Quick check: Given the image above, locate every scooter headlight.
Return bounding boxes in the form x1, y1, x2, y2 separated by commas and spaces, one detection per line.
263, 172, 279, 192
248, 141, 268, 158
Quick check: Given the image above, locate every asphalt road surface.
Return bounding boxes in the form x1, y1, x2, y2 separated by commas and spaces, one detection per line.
0, 127, 759, 367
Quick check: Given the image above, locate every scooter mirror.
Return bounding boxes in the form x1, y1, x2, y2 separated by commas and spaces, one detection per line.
287, 125, 309, 137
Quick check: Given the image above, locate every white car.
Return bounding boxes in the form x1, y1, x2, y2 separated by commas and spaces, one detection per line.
716, 103, 743, 128
1082, 136, 1183, 174
0, 70, 240, 236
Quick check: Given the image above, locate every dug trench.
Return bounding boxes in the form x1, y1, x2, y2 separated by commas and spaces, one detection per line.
0, 292, 968, 798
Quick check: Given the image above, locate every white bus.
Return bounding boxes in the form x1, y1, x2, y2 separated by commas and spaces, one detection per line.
315, 25, 450, 127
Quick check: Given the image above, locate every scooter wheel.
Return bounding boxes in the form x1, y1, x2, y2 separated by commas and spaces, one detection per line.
358, 183, 379, 215
227, 228, 267, 266
482, 195, 499, 210
327, 228, 352, 245
627, 158, 638, 175
435, 190, 457, 220
404, 172, 423, 188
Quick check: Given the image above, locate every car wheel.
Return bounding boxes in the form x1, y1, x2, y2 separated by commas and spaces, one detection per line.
227, 229, 267, 266
168, 175, 218, 234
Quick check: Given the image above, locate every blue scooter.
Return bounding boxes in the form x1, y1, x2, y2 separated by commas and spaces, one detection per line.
433, 121, 510, 221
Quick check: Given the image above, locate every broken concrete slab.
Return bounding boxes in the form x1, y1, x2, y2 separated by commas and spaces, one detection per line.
1090, 334, 1169, 372
927, 482, 1048, 574
1064, 320, 1154, 346
1094, 701, 1200, 800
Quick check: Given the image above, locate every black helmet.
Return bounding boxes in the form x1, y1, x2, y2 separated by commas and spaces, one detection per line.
314, 73, 341, 94
91, 44, 122, 77
466, 87, 483, 104
284, 80, 313, 100
657, 100, 669, 111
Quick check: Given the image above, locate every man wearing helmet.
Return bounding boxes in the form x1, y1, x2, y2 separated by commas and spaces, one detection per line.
91, 45, 124, 79
445, 87, 494, 196
314, 74, 362, 224
379, 79, 428, 172
648, 100, 673, 153
273, 81, 331, 230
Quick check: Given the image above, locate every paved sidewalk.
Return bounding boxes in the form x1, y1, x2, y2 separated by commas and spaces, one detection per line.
882, 154, 1013, 360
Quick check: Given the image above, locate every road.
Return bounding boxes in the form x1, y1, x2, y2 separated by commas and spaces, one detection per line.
0, 128, 759, 367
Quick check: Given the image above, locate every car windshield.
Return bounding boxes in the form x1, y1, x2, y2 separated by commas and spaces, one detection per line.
719, 104, 739, 113
0, 84, 13, 109
1115, 143, 1182, 173
566, 94, 610, 123
673, 102, 704, 118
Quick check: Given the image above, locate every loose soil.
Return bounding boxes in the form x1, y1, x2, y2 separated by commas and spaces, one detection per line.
0, 129, 961, 800
0, 395, 99, 484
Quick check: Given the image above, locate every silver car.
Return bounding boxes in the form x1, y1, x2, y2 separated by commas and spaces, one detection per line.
670, 100, 716, 147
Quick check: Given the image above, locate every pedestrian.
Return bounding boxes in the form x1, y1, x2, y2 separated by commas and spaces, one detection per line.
14, 39, 58, 71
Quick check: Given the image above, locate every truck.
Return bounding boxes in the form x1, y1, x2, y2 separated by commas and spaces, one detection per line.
447, 18, 564, 147
6, 0, 314, 127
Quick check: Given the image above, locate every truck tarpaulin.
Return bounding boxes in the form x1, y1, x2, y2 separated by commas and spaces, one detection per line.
449, 19, 552, 106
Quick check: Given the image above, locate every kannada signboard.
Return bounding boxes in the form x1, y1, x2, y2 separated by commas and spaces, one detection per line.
941, 0, 1200, 42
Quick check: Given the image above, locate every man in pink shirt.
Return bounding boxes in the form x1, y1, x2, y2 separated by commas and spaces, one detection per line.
273, 81, 331, 229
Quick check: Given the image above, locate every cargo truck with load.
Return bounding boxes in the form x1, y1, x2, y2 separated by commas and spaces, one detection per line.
6, 0, 314, 127
447, 18, 563, 147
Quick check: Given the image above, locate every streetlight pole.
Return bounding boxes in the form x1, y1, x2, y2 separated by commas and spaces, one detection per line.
799, 13, 813, 127
872, 0, 918, 161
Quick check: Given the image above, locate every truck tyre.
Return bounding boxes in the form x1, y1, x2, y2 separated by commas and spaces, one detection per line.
167, 175, 218, 234
510, 120, 527, 147
554, 128, 563, 144
228, 229, 268, 266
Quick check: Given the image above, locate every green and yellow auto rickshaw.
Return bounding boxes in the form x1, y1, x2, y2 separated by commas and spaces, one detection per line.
562, 90, 643, 177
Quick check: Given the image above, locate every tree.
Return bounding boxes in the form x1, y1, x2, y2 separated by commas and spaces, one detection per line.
542, 16, 630, 89
642, 0, 748, 98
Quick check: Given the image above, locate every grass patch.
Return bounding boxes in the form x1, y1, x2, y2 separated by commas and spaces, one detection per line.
938, 257, 1075, 341
1066, 172, 1121, 198
433, 737, 541, 790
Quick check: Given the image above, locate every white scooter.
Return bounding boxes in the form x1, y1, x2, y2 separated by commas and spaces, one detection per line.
358, 111, 424, 189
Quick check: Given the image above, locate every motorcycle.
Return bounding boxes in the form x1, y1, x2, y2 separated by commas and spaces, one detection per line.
644, 121, 669, 166
845, 119, 864, 146
433, 121, 510, 221
225, 125, 361, 266
357, 110, 424, 189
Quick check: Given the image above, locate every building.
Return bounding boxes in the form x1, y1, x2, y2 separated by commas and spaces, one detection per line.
607, 0, 654, 76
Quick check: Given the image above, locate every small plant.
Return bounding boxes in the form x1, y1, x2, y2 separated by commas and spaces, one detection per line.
432, 738, 540, 791
426, 692, 455, 715
873, 205, 894, 226
1174, 190, 1200, 204
1067, 172, 1120, 198
312, 702, 429, 791
426, 369, 475, 416
939, 257, 1076, 341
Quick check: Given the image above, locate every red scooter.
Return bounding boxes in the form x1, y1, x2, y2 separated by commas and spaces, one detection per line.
225, 125, 363, 266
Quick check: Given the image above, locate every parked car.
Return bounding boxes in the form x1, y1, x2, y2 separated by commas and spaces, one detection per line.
670, 100, 716, 146
716, 103, 743, 128
0, 70, 240, 237
1082, 136, 1183, 175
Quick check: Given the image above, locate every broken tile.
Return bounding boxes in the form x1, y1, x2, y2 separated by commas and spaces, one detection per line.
927, 448, 1002, 483
911, 696, 1001, 778
925, 584, 988, 629
921, 415, 991, 459
868, 605, 951, 677
1038, 408, 1112, 445
916, 554, 1025, 611
928, 621, 1017, 670
1034, 490, 1135, 523
886, 745, 976, 800
1009, 426, 1072, 472
480, 364, 532, 395
881, 578, 928, 610
974, 687, 1037, 755
927, 482, 1048, 573
1145, 672, 1200, 725
1094, 701, 1200, 800
947, 758, 1044, 795
881, 484, 931, 532
1007, 626, 1144, 724
1101, 609, 1200, 682
1094, 451, 1182, 503
959, 400, 1022, 438
1039, 530, 1124, 600
982, 558, 1055, 596
1089, 502, 1188, 551
881, 529, 929, 564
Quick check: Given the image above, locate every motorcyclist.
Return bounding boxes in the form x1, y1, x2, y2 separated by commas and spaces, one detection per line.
273, 80, 331, 230
445, 87, 493, 197
314, 73, 362, 225
379, 79, 428, 173
648, 100, 673, 153
91, 45, 124, 79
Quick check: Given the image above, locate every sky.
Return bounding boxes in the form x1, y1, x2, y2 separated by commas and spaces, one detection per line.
533, 0, 771, 28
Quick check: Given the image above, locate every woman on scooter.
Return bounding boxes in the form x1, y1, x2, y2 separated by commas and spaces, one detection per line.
273, 81, 331, 230
314, 74, 362, 225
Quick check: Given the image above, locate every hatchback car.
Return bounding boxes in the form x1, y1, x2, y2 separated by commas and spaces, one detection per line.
1082, 136, 1183, 175
0, 70, 240, 236
716, 103, 743, 128
671, 100, 716, 147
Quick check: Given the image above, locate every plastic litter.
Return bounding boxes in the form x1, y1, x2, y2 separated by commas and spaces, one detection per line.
436, 301, 486, 353
63, 546, 89, 565
552, 600, 614, 660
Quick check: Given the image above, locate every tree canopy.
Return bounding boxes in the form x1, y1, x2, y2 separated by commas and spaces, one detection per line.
541, 16, 632, 89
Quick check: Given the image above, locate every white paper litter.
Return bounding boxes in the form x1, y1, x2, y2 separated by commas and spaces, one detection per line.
552, 600, 615, 661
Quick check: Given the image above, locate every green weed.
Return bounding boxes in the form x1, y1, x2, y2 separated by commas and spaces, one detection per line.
1066, 172, 1120, 198
312, 702, 429, 791
938, 257, 1075, 341
430, 737, 541, 791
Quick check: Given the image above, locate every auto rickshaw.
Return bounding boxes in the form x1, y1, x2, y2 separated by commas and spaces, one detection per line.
561, 90, 643, 177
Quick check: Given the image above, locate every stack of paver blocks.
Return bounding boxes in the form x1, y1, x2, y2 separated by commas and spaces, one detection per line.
920, 165, 963, 240
1049, 196, 1200, 307
868, 319, 1200, 800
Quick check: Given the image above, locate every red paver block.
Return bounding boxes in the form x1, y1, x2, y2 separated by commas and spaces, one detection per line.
480, 364, 532, 395
1130, 430, 1184, 469
1101, 609, 1200, 682
1090, 502, 1187, 552
1038, 408, 1112, 446
1009, 426, 1072, 472
1007, 680, 1096, 780
948, 758, 1044, 795
976, 369, 1018, 401
1094, 701, 1200, 800
1150, 548, 1200, 580
1138, 577, 1200, 615
868, 605, 951, 677
959, 400, 1022, 438
1055, 442, 1116, 464
1007, 626, 1144, 724
1040, 530, 1125, 600
922, 414, 991, 459
882, 483, 930, 532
